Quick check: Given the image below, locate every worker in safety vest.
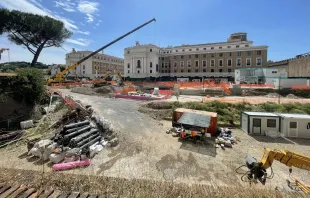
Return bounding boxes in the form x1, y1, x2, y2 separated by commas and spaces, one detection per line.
191, 130, 197, 144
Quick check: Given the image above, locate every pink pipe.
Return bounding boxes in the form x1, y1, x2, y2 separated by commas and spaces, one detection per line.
52, 159, 91, 171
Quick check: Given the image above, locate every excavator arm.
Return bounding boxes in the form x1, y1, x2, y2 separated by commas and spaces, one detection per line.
244, 148, 310, 193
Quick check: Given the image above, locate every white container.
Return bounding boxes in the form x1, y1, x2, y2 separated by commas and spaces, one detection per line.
20, 120, 34, 129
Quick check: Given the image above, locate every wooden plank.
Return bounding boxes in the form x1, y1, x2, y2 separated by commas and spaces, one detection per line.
7, 185, 27, 198
38, 189, 54, 198
78, 192, 88, 198
57, 192, 70, 198
0, 186, 11, 195
0, 185, 20, 198
47, 190, 61, 198
18, 188, 36, 198
67, 192, 79, 198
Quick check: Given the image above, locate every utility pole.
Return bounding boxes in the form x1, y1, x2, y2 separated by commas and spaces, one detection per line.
278, 77, 281, 104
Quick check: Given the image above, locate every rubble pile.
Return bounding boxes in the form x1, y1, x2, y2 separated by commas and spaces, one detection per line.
215, 128, 238, 149
27, 104, 118, 171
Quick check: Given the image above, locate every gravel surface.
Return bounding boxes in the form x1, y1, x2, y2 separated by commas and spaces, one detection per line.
0, 90, 309, 193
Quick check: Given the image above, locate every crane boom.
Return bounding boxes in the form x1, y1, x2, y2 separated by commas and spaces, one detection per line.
48, 18, 156, 85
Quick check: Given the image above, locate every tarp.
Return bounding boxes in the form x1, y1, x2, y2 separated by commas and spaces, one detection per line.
177, 112, 211, 128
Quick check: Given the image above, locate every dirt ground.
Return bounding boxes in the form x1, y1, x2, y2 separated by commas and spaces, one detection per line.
0, 90, 310, 194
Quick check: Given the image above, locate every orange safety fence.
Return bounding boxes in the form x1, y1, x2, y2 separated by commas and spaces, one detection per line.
107, 81, 117, 85
114, 87, 137, 94
50, 82, 82, 87
292, 85, 310, 90
51, 90, 76, 109
240, 84, 274, 88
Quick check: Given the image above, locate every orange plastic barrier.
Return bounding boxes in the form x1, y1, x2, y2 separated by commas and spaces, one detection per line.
292, 85, 310, 90
240, 84, 274, 88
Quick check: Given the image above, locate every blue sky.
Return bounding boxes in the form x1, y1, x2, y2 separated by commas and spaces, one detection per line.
0, 0, 310, 64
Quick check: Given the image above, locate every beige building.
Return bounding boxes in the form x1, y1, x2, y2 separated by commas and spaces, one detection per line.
66, 49, 124, 79
158, 33, 268, 81
288, 52, 310, 77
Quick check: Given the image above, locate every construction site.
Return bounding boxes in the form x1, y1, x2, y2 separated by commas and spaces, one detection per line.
1, 16, 310, 198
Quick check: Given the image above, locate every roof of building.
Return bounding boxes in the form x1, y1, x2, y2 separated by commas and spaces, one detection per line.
277, 113, 310, 119
243, 111, 279, 117
175, 108, 217, 117
177, 112, 211, 128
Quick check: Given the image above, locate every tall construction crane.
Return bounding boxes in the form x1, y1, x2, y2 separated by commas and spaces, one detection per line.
47, 18, 156, 85
0, 48, 9, 61
237, 148, 310, 194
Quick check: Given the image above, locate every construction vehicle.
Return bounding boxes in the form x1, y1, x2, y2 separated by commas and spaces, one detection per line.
0, 48, 9, 61
47, 18, 156, 86
237, 148, 310, 194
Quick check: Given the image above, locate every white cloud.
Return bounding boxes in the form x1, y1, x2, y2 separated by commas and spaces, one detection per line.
77, 1, 99, 23
77, 30, 90, 35
0, 0, 78, 31
66, 38, 92, 46
54, 0, 76, 12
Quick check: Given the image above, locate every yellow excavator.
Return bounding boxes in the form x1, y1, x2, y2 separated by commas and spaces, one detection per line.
237, 148, 310, 194
47, 18, 156, 86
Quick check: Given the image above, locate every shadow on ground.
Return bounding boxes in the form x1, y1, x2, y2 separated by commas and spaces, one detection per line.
250, 135, 294, 144
178, 138, 217, 157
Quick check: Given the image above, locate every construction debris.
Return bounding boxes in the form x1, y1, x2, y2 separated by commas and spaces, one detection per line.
20, 120, 34, 129
215, 128, 237, 149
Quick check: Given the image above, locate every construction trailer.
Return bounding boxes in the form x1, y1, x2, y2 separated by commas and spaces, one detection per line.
172, 108, 217, 136
241, 111, 310, 139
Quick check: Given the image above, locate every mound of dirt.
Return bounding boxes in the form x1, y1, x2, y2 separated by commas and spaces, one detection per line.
94, 86, 112, 95
286, 93, 298, 99
146, 101, 173, 109
266, 93, 280, 98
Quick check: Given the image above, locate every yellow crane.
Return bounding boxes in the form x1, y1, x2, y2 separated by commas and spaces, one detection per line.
47, 18, 156, 86
237, 148, 310, 194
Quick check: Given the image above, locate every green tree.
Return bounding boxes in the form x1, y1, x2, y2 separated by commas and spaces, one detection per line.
59, 65, 66, 72
14, 68, 45, 104
0, 9, 72, 66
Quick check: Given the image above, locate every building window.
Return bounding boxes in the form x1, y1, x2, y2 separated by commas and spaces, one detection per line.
236, 45, 239, 48
127, 63, 130, 68
127, 51, 130, 54
203, 60, 206, 67
245, 44, 249, 47
150, 70, 152, 73
219, 69, 223, 73
162, 57, 164, 60
290, 122, 297, 129
219, 46, 222, 49
246, 58, 251, 66
175, 50, 178, 52
257, 50, 262, 55
196, 48, 199, 51
195, 54, 199, 58
150, 62, 152, 68
211, 69, 214, 73
203, 69, 206, 72
211, 59, 215, 67
174, 70, 177, 73
219, 53, 223, 57
150, 49, 152, 52
187, 60, 191, 67
174, 56, 177, 59
256, 58, 262, 66
174, 61, 177, 67
203, 48, 206, 50
182, 49, 185, 52
83, 65, 85, 69
272, 71, 277, 74
164, 63, 168, 68
219, 59, 223, 67
83, 71, 85, 74
189, 49, 192, 51
188, 69, 191, 73
211, 53, 215, 58
227, 59, 232, 67
156, 64, 158, 72
161, 63, 164, 68
227, 46, 231, 48
137, 70, 140, 73
236, 58, 241, 67
247, 51, 251, 56
237, 52, 241, 56
189, 55, 191, 58
128, 70, 130, 74
228, 68, 232, 72
267, 119, 276, 128
195, 69, 198, 72
228, 52, 232, 56
180, 61, 184, 68
211, 47, 214, 50
203, 54, 206, 58
181, 69, 184, 73
181, 55, 184, 59
137, 60, 141, 68
195, 60, 199, 67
